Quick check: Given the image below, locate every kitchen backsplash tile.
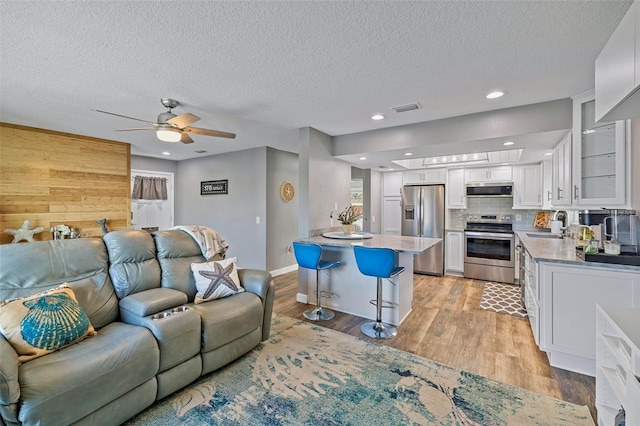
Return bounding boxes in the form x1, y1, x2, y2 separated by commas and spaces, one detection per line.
447, 198, 542, 230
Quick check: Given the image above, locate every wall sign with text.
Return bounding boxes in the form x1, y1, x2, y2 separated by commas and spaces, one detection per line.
201, 180, 228, 195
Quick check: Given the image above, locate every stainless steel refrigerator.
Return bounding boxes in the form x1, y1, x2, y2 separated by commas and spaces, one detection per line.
401, 185, 445, 275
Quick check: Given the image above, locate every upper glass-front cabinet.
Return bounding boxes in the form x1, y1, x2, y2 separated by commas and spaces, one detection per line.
572, 91, 627, 206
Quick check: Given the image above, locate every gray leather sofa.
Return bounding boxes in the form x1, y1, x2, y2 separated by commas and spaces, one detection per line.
0, 229, 275, 426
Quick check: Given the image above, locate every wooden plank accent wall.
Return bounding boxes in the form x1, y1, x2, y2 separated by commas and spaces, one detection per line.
0, 123, 131, 244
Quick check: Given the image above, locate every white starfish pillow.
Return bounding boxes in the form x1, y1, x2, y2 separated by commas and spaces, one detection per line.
191, 257, 243, 303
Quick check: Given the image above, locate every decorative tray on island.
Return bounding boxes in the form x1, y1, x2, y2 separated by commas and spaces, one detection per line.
322, 232, 374, 240
576, 247, 640, 266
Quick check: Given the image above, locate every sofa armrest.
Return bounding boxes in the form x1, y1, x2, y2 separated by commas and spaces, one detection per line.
118, 289, 200, 373
119, 288, 187, 318
238, 269, 275, 341
0, 334, 19, 405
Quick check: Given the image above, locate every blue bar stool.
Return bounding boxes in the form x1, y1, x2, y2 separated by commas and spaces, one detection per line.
353, 246, 405, 339
293, 242, 341, 321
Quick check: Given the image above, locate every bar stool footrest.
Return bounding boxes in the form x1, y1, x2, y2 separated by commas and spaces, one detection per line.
318, 290, 335, 299
368, 299, 397, 309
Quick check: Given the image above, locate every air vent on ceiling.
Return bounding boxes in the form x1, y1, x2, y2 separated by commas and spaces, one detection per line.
194, 150, 207, 154
392, 103, 421, 113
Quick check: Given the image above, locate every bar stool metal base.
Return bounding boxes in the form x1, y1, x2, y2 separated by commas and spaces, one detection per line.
361, 321, 397, 339
303, 306, 335, 321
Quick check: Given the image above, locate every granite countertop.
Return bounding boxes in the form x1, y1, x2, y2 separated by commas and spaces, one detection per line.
515, 231, 640, 272
296, 234, 441, 254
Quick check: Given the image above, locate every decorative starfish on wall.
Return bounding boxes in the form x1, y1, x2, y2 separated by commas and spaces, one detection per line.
198, 262, 239, 298
4, 220, 44, 243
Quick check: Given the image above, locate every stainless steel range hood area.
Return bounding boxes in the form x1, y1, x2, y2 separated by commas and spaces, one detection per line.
465, 182, 514, 198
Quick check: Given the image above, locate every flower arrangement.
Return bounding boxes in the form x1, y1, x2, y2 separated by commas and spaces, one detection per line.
51, 224, 71, 240
337, 206, 361, 225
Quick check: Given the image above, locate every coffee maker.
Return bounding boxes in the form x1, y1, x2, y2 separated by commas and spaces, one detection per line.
580, 209, 639, 254
604, 210, 638, 254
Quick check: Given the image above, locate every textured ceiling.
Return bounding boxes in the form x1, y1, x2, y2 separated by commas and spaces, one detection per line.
0, 1, 632, 163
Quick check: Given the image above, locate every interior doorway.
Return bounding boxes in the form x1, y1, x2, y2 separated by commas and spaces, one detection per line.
130, 169, 175, 231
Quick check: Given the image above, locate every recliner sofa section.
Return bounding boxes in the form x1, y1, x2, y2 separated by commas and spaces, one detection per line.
0, 229, 275, 426
0, 238, 160, 426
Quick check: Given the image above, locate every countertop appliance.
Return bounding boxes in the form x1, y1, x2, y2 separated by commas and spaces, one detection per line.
465, 182, 513, 198
579, 209, 639, 254
401, 185, 444, 275
550, 210, 568, 228
463, 214, 515, 284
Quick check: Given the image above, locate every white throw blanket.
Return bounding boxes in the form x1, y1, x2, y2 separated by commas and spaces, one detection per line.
172, 225, 229, 260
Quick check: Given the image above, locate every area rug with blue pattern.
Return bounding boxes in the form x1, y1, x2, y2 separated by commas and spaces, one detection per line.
126, 314, 593, 425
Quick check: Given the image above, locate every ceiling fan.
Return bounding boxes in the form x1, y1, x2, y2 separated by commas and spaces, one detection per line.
93, 98, 236, 144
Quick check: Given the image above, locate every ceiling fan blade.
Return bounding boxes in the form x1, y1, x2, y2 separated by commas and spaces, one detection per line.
167, 113, 200, 128
92, 109, 156, 125
184, 126, 236, 139
114, 128, 157, 131
180, 133, 194, 144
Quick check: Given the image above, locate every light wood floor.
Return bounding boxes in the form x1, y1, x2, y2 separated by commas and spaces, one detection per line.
272, 271, 596, 422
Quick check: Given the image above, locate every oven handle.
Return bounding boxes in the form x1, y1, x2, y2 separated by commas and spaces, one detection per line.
464, 231, 515, 240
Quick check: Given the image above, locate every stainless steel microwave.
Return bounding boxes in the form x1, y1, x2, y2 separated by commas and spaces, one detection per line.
465, 182, 513, 198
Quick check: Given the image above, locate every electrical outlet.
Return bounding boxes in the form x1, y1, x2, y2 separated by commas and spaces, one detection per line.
516, 214, 522, 221
256, 216, 261, 224
372, 215, 376, 223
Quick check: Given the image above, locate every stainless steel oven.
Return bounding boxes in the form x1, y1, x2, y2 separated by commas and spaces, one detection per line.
463, 214, 515, 284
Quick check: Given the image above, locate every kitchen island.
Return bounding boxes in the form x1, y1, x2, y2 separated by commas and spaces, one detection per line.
296, 234, 441, 326
515, 231, 640, 376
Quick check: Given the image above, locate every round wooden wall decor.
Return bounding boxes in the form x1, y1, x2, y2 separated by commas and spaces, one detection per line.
280, 181, 295, 202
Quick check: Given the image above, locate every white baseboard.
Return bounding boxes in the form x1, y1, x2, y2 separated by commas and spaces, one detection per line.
296, 293, 308, 304
270, 264, 298, 277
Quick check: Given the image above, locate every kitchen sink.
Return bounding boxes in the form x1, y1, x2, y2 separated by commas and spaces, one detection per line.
525, 233, 563, 239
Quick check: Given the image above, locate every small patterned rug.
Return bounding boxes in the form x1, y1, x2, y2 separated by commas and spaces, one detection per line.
479, 282, 528, 318
125, 314, 593, 425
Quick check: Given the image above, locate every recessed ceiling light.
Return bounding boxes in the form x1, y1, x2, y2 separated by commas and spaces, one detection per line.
371, 114, 385, 120
404, 152, 413, 156
503, 141, 514, 146
544, 152, 553, 156
162, 151, 171, 156
360, 157, 367, 160
486, 91, 505, 99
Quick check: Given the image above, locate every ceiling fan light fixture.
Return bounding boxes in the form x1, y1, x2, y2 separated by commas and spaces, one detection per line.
156, 128, 182, 142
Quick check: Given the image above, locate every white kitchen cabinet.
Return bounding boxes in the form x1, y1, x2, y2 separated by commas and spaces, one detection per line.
403, 168, 446, 185
540, 263, 640, 376
382, 197, 402, 235
513, 163, 543, 209
522, 249, 540, 346
382, 172, 403, 197
551, 132, 572, 207
464, 166, 512, 183
541, 160, 553, 210
595, 0, 640, 122
595, 304, 640, 426
445, 230, 464, 274
572, 91, 627, 206
446, 168, 466, 209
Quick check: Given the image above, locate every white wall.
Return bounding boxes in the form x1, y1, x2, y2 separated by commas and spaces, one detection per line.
297, 127, 351, 295
363, 168, 382, 233
266, 147, 298, 271
131, 155, 177, 173
174, 147, 267, 270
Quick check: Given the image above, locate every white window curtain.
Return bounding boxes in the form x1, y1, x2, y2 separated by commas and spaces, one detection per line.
132, 176, 168, 200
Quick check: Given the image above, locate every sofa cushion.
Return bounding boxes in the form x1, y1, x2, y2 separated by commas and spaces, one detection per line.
153, 230, 209, 301
190, 292, 263, 352
0, 284, 96, 363
103, 230, 162, 298
0, 238, 119, 329
191, 257, 244, 303
17, 321, 159, 426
